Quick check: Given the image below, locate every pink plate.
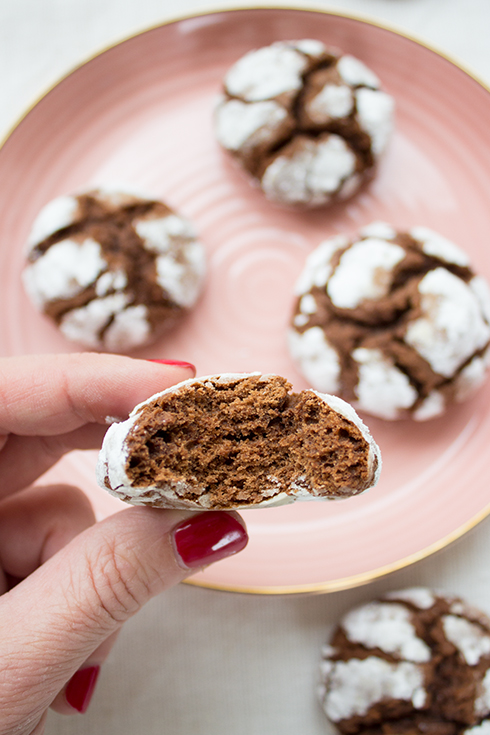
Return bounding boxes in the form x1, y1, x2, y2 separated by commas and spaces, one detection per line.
2, 8, 490, 593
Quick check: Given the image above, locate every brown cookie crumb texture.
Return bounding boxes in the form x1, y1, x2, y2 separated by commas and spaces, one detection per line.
320, 590, 490, 735
123, 374, 377, 508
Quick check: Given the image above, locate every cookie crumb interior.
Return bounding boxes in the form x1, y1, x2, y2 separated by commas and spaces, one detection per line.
124, 374, 374, 508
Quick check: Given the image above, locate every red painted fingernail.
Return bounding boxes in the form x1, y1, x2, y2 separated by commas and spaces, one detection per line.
173, 512, 248, 569
147, 359, 195, 371
65, 666, 100, 714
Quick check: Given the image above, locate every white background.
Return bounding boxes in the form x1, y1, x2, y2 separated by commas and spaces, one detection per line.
2, 0, 490, 733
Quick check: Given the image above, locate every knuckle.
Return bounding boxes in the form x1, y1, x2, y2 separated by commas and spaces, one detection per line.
76, 539, 153, 628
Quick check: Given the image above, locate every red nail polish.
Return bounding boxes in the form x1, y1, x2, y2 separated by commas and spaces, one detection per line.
147, 359, 195, 371
65, 666, 100, 714
173, 512, 248, 568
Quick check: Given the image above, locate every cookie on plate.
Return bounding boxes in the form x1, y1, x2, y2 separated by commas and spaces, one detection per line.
22, 187, 206, 352
214, 39, 394, 207
96, 372, 381, 510
319, 587, 490, 735
289, 222, 490, 420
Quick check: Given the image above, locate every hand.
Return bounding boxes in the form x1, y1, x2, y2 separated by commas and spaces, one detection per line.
0, 354, 248, 735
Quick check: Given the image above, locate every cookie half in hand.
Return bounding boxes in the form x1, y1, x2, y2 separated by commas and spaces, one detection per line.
96, 372, 381, 510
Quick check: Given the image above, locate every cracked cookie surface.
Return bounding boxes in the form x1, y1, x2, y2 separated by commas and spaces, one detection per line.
289, 222, 490, 420
319, 588, 490, 735
214, 40, 394, 207
22, 187, 206, 352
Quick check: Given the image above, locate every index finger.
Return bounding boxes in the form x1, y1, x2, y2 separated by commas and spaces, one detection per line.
0, 353, 195, 436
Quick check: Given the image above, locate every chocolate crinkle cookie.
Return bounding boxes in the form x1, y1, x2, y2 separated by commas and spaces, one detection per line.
288, 222, 490, 421
319, 588, 490, 735
96, 372, 381, 510
22, 187, 206, 352
214, 39, 394, 207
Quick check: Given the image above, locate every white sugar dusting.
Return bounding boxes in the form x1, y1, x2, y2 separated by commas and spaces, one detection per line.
60, 292, 129, 348
410, 227, 470, 267
224, 43, 308, 101
155, 241, 205, 308
343, 602, 431, 662
290, 39, 326, 57
475, 671, 490, 717
337, 55, 380, 88
405, 269, 490, 377
320, 657, 426, 721
294, 236, 347, 295
215, 99, 288, 151
455, 351, 490, 402
470, 276, 490, 324
306, 84, 353, 122
442, 614, 490, 665
288, 327, 341, 394
104, 305, 151, 352
355, 88, 394, 157
23, 237, 106, 306
262, 135, 357, 205
464, 721, 490, 735
413, 391, 446, 421
95, 269, 128, 296
135, 214, 197, 253
384, 588, 436, 610
359, 221, 397, 240
353, 348, 418, 420
327, 238, 405, 309
26, 195, 79, 249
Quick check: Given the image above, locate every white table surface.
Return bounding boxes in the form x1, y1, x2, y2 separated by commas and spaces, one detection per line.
2, 0, 490, 732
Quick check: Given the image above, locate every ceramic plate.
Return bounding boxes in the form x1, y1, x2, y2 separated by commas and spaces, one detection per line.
2, 7, 490, 594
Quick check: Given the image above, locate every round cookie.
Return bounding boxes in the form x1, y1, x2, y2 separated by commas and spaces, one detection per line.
288, 222, 490, 420
96, 372, 381, 510
214, 39, 394, 207
22, 187, 206, 352
319, 587, 490, 735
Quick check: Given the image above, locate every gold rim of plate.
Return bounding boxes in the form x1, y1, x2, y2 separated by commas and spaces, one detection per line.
4, 4, 490, 595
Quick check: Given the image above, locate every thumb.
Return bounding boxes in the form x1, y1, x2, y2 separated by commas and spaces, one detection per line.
0, 507, 247, 729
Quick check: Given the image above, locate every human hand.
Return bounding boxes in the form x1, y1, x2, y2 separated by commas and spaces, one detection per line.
0, 354, 248, 735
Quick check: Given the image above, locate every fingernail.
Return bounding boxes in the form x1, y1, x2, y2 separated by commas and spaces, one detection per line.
173, 512, 248, 569
147, 359, 195, 371
65, 666, 100, 714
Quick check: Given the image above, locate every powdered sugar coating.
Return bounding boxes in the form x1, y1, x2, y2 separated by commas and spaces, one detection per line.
320, 657, 426, 722
25, 195, 79, 250
289, 223, 490, 420
465, 721, 490, 735
384, 587, 437, 610
405, 268, 490, 378
337, 54, 380, 88
23, 237, 106, 307
214, 98, 289, 152
23, 188, 206, 352
442, 615, 490, 666
97, 372, 381, 510
224, 43, 308, 102
288, 327, 341, 394
343, 602, 431, 662
355, 88, 395, 157
261, 134, 357, 206
327, 238, 405, 308
475, 673, 490, 718
215, 40, 394, 207
352, 348, 419, 420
